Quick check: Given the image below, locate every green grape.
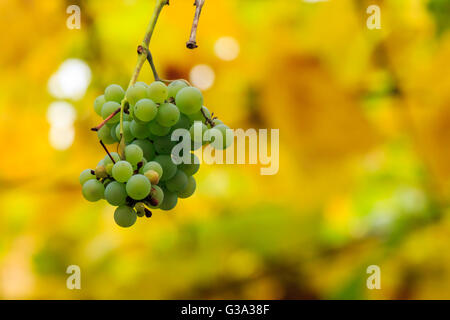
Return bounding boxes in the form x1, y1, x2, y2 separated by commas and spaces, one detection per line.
79, 169, 96, 185
97, 125, 116, 144
130, 120, 150, 139
104, 181, 127, 206
160, 188, 178, 211
135, 81, 149, 88
135, 202, 146, 217
154, 155, 177, 181
103, 152, 121, 166
94, 95, 106, 116
125, 144, 143, 165
110, 124, 119, 143
123, 112, 131, 122
153, 135, 177, 155
126, 84, 148, 106
126, 174, 151, 200
115, 121, 134, 143
175, 86, 203, 115
105, 163, 113, 175
101, 101, 121, 124
82, 179, 105, 202
156, 102, 180, 127
187, 106, 210, 122
148, 185, 164, 208
165, 170, 188, 192
189, 121, 208, 144
168, 80, 188, 98
141, 161, 163, 177
132, 139, 155, 161
148, 121, 171, 136
134, 98, 158, 122
147, 81, 168, 103
177, 175, 196, 198
97, 159, 105, 167
95, 165, 108, 179
178, 153, 200, 176
105, 84, 125, 102
114, 206, 137, 228
112, 160, 133, 182
205, 124, 233, 149
170, 114, 192, 133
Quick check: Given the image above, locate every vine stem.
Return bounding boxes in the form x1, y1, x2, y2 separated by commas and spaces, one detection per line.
118, 0, 169, 157
91, 107, 121, 131
186, 0, 205, 49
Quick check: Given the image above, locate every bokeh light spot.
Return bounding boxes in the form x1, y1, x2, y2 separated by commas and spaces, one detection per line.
48, 59, 91, 100
214, 36, 240, 61
189, 64, 215, 90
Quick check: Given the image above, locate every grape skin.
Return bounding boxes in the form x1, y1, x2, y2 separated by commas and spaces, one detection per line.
104, 181, 127, 206
147, 81, 168, 104
125, 144, 143, 165
175, 86, 203, 115
94, 95, 105, 116
82, 179, 105, 202
154, 155, 177, 181
134, 98, 158, 122
156, 103, 180, 127
148, 185, 164, 208
126, 174, 151, 200
160, 188, 178, 211
168, 80, 188, 98
132, 139, 155, 161
112, 161, 133, 183
114, 206, 137, 228
141, 161, 163, 177
101, 101, 121, 124
105, 84, 125, 102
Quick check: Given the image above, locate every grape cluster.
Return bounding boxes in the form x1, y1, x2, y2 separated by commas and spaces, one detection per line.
80, 80, 231, 227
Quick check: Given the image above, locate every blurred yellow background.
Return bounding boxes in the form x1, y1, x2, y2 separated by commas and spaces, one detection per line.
1, 0, 450, 299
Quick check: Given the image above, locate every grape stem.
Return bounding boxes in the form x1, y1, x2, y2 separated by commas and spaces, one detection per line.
118, 0, 169, 157
201, 108, 217, 127
186, 0, 205, 49
91, 107, 121, 131
99, 140, 116, 164
146, 49, 161, 81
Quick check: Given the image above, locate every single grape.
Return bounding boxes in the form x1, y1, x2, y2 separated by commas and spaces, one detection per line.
177, 175, 196, 198
147, 81, 168, 104
101, 101, 121, 124
160, 188, 178, 211
141, 161, 163, 177
148, 121, 171, 136
189, 121, 208, 144
133, 98, 158, 123
105, 84, 125, 102
175, 86, 203, 115
156, 102, 180, 127
134, 202, 146, 217
154, 155, 177, 181
131, 139, 155, 161
94, 95, 106, 116
130, 120, 150, 139
205, 124, 233, 149
165, 170, 188, 193
112, 160, 133, 182
187, 106, 210, 123
79, 169, 96, 185
153, 135, 177, 155
82, 179, 105, 202
147, 185, 164, 208
115, 121, 134, 143
126, 174, 151, 200
114, 206, 137, 228
168, 80, 188, 98
125, 144, 143, 165
104, 181, 127, 206
178, 153, 200, 176
97, 125, 116, 144
126, 84, 148, 106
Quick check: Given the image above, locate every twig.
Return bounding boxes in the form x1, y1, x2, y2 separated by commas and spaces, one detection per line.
146, 49, 160, 81
186, 0, 205, 49
201, 107, 216, 127
99, 140, 116, 164
91, 107, 121, 131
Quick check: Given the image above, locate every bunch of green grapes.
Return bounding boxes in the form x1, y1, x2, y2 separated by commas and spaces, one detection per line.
80, 80, 231, 227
